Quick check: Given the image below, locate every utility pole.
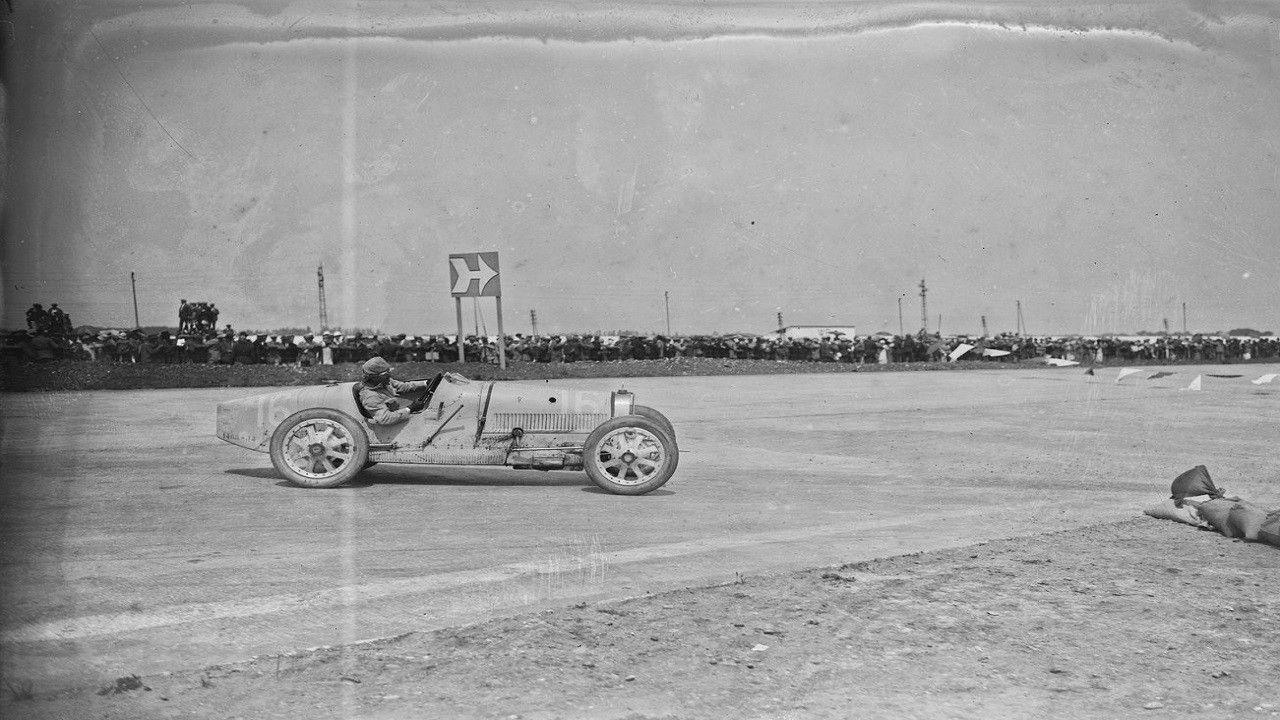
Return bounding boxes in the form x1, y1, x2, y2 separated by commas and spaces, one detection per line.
664, 291, 671, 335
1182, 302, 1188, 334
130, 272, 140, 329
981, 315, 988, 338
530, 309, 538, 336
919, 278, 930, 336
897, 296, 904, 336
1015, 300, 1024, 336
316, 265, 329, 331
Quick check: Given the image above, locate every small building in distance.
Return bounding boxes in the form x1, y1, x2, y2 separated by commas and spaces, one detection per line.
772, 325, 857, 340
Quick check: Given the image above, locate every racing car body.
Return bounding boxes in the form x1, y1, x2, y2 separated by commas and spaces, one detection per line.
216, 372, 678, 494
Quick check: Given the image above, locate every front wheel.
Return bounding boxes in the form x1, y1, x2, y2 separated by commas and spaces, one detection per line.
631, 405, 677, 448
269, 409, 370, 488
583, 416, 679, 495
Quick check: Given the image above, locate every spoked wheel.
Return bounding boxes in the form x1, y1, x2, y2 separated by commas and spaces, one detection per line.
269, 409, 370, 488
583, 416, 679, 495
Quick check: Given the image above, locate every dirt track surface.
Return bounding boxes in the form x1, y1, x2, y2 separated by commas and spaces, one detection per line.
1, 363, 1277, 716
10, 519, 1280, 719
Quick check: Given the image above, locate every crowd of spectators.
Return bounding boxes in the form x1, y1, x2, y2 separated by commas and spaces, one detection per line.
178, 300, 220, 334
24, 303, 74, 335
3, 325, 1277, 367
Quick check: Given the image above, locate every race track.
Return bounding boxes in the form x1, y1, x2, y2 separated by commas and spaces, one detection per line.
2, 365, 1277, 690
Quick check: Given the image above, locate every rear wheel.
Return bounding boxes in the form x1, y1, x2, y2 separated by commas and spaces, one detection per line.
583, 416, 678, 495
269, 409, 369, 488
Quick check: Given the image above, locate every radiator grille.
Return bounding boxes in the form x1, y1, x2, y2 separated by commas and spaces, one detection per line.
490, 412, 608, 433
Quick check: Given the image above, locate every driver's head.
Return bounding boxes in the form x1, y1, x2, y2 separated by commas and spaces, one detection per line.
362, 356, 393, 386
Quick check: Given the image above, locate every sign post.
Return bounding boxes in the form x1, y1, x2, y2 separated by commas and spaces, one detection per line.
494, 295, 506, 368
448, 251, 505, 370
454, 296, 465, 363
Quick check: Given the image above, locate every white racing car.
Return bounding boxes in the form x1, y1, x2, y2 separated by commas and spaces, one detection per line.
216, 372, 678, 494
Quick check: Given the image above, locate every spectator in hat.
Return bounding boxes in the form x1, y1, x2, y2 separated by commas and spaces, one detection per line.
47, 304, 67, 334
357, 356, 431, 425
26, 303, 47, 331
296, 335, 318, 367
230, 331, 256, 364
178, 299, 192, 333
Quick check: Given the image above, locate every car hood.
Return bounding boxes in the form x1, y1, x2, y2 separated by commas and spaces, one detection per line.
482, 382, 630, 434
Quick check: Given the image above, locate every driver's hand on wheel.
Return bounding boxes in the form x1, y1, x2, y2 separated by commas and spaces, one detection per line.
408, 398, 427, 413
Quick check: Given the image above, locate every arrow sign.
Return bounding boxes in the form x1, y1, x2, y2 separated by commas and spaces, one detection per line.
448, 252, 501, 297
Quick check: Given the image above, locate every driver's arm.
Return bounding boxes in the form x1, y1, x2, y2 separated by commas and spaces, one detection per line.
359, 386, 412, 425
388, 377, 430, 393
389, 377, 433, 412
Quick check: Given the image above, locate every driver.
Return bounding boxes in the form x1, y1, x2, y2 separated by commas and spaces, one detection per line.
357, 356, 431, 425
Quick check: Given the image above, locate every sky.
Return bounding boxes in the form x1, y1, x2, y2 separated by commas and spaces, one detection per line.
2, 0, 1278, 336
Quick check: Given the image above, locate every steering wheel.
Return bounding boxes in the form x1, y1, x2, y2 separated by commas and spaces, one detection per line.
415, 373, 444, 408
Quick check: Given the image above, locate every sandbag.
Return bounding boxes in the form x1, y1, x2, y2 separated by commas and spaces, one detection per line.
1258, 512, 1280, 547
1226, 503, 1270, 541
1191, 499, 1243, 537
1143, 498, 1209, 527
1171, 465, 1222, 501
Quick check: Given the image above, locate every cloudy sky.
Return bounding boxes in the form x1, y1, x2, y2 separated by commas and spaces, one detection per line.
3, 0, 1278, 336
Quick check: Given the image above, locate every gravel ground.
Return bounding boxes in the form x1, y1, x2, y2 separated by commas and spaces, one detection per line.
4, 359, 1275, 718
8, 518, 1277, 719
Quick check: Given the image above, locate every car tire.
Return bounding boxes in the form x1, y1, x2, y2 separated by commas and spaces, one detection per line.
583, 416, 679, 496
631, 405, 677, 448
269, 408, 370, 489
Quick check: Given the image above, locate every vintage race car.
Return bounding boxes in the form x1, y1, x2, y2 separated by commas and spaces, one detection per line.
216, 372, 678, 494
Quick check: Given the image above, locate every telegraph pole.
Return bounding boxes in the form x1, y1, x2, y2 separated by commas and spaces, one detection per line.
130, 272, 140, 329
918, 278, 928, 335
664, 291, 671, 335
897, 296, 904, 336
530, 309, 538, 336
316, 265, 329, 331
1182, 302, 1188, 334
1015, 300, 1024, 336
